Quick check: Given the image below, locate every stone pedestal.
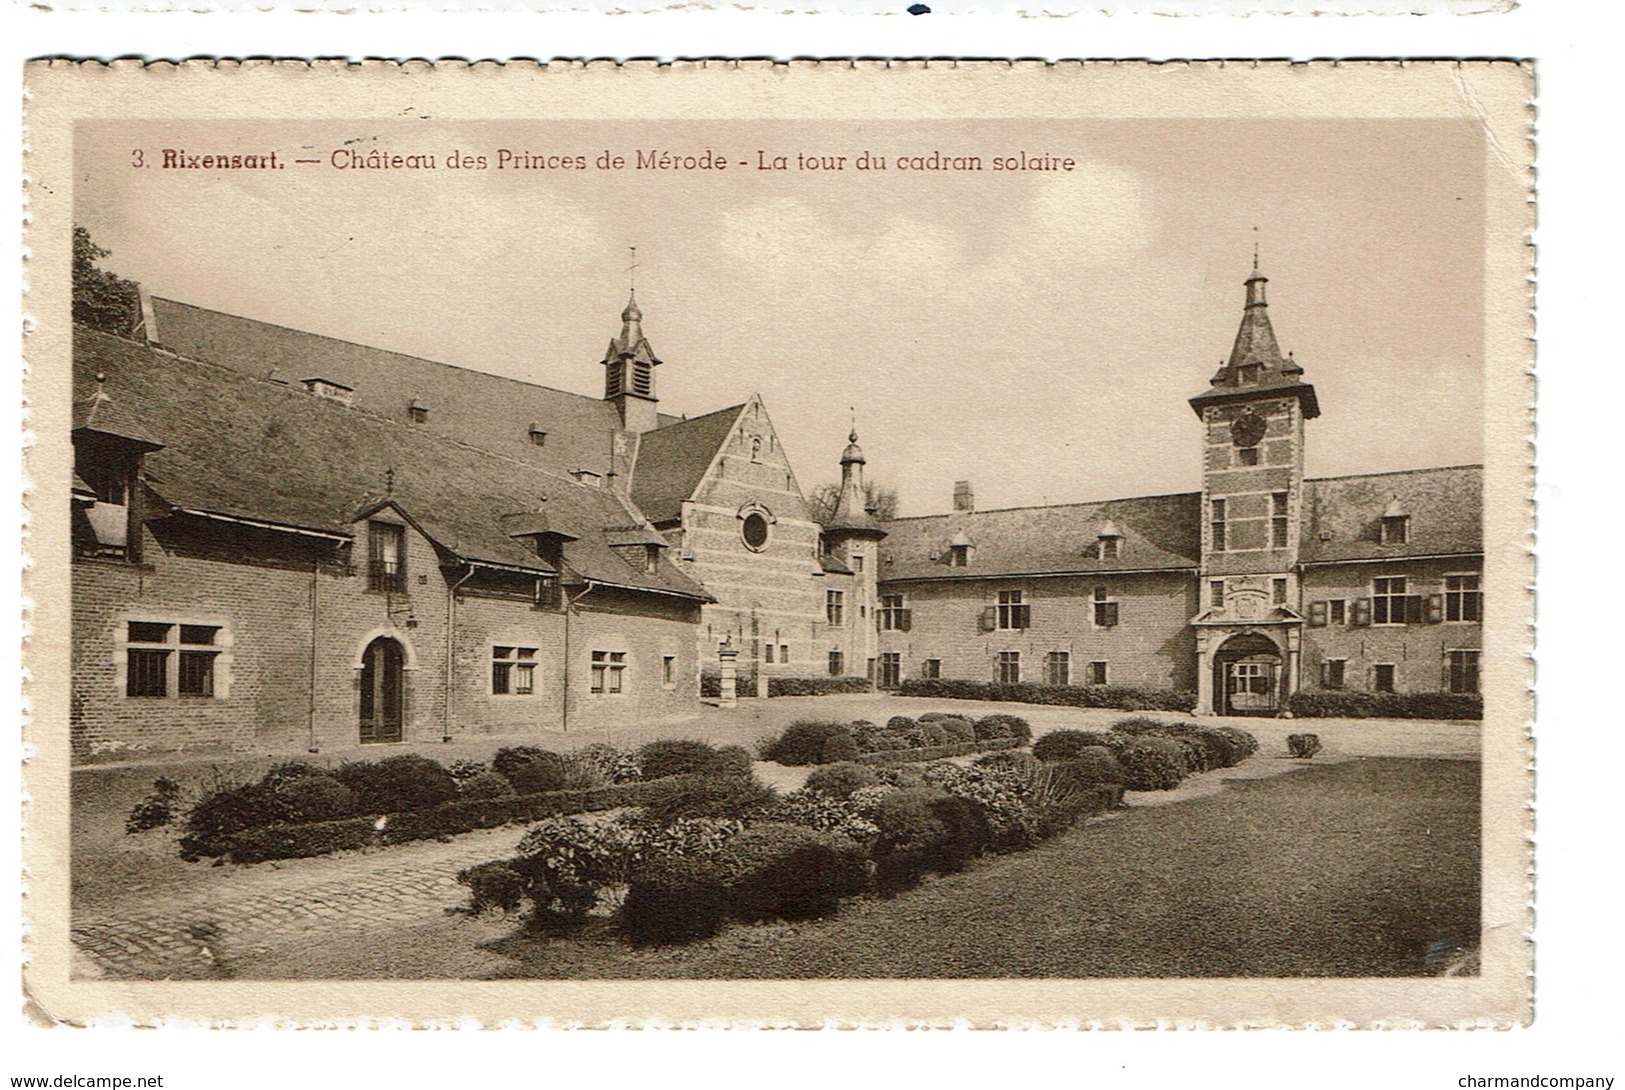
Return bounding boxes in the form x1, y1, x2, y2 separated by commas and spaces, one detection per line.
717, 643, 739, 708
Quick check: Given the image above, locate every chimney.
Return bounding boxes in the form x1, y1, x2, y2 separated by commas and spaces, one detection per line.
953, 480, 975, 513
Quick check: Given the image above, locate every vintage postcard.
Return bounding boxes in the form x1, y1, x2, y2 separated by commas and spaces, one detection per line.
22, 59, 1533, 1027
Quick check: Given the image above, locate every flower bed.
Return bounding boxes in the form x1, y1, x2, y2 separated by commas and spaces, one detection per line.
896, 677, 1197, 713
852, 737, 1024, 766
757, 713, 1033, 767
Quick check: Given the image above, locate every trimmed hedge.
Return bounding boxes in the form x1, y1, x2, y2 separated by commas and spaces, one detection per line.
623, 856, 730, 944
715, 823, 870, 921
213, 779, 686, 865
1288, 690, 1483, 720
852, 737, 1023, 766
766, 676, 872, 697
1116, 736, 1191, 791
897, 677, 1197, 713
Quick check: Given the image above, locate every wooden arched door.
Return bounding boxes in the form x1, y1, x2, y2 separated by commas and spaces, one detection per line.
359, 636, 405, 744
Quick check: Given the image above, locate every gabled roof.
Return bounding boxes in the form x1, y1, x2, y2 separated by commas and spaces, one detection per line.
147, 297, 627, 480
1300, 465, 1482, 564
629, 403, 746, 523
879, 492, 1203, 582
73, 328, 710, 601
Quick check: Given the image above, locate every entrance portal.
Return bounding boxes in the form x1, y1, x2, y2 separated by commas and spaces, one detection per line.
1213, 632, 1283, 717
359, 636, 405, 743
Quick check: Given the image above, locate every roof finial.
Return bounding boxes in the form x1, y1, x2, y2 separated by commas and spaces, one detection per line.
849, 406, 858, 444
384, 465, 396, 497
628, 244, 638, 295
1252, 226, 1260, 274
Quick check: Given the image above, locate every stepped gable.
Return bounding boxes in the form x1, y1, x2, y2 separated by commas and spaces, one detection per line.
878, 492, 1202, 581
1300, 465, 1483, 564
73, 327, 710, 600
147, 297, 626, 479
628, 403, 747, 525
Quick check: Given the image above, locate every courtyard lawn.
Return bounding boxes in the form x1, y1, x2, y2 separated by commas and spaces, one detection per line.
223, 756, 1479, 980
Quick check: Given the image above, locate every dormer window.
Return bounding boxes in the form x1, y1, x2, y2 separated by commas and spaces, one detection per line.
1380, 498, 1411, 546
302, 377, 354, 405
408, 399, 430, 424
572, 469, 603, 488
1239, 364, 1261, 385
950, 544, 969, 567
529, 423, 547, 447
644, 544, 660, 573
1096, 519, 1123, 561
367, 521, 406, 593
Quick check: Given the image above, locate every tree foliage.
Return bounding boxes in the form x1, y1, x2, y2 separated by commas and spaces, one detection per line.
73, 226, 141, 335
806, 480, 899, 525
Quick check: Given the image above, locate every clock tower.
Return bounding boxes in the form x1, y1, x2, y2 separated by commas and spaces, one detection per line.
1188, 264, 1320, 716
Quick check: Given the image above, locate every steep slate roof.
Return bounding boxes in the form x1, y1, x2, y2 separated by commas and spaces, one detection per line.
1300, 465, 1482, 564
1191, 270, 1319, 418
73, 328, 710, 600
628, 403, 746, 524
148, 297, 627, 481
879, 492, 1203, 582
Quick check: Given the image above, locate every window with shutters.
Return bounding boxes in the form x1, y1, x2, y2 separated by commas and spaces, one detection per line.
825, 590, 844, 626
922, 658, 941, 679
1373, 663, 1397, 693
996, 590, 1030, 630
491, 646, 537, 696
878, 594, 911, 631
1271, 492, 1290, 549
828, 650, 845, 676
1044, 651, 1070, 686
1321, 658, 1346, 689
1087, 660, 1109, 686
996, 651, 1021, 685
590, 650, 626, 694
124, 621, 224, 699
1210, 498, 1227, 552
368, 521, 407, 593
1092, 586, 1119, 628
1446, 650, 1480, 694
1372, 576, 1416, 626
1445, 574, 1482, 622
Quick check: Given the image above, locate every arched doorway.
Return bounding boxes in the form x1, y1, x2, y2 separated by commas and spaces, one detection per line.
359, 636, 405, 743
1212, 632, 1283, 717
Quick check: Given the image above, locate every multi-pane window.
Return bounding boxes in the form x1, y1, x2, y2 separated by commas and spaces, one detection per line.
1271, 492, 1290, 549
1446, 650, 1480, 694
879, 652, 901, 689
996, 651, 1021, 685
1373, 663, 1397, 693
590, 650, 626, 694
125, 621, 221, 698
825, 590, 845, 626
1272, 577, 1288, 606
996, 590, 1030, 630
1321, 658, 1346, 689
1210, 498, 1227, 552
1445, 575, 1482, 622
1210, 580, 1225, 609
1087, 660, 1109, 686
491, 646, 537, 695
1372, 576, 1415, 625
1329, 599, 1347, 625
1092, 587, 1119, 628
922, 658, 941, 679
878, 594, 911, 631
1044, 651, 1070, 686
828, 650, 845, 676
368, 521, 406, 592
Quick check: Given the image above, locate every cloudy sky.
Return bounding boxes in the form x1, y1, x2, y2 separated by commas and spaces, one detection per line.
76, 117, 1485, 517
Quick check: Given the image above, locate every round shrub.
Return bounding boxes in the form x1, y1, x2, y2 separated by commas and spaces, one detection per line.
1116, 736, 1190, 791
445, 758, 490, 786
872, 787, 950, 855
1208, 725, 1261, 763
974, 750, 1043, 778
492, 749, 573, 795
974, 714, 1033, 742
459, 770, 517, 799
872, 764, 928, 789
457, 860, 527, 915
125, 777, 184, 834
932, 716, 977, 744
1032, 729, 1117, 762
638, 739, 725, 780
1058, 746, 1124, 786
820, 731, 861, 764
886, 715, 919, 733
715, 822, 869, 921
179, 784, 288, 860
622, 856, 730, 945
635, 774, 779, 824
760, 721, 854, 766
334, 755, 460, 814
713, 745, 755, 778
804, 761, 881, 800
919, 722, 952, 746
575, 743, 643, 784
275, 774, 357, 824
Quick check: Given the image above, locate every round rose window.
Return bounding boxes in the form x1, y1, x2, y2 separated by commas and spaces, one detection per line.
741, 512, 770, 551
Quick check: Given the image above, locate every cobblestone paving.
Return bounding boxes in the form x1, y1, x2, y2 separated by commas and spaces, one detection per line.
71, 826, 522, 980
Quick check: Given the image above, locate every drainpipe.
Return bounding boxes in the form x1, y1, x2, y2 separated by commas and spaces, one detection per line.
445, 563, 477, 742
564, 582, 598, 734
308, 557, 320, 753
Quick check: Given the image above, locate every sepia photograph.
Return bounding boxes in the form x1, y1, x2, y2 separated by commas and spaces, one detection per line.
23, 60, 1532, 1027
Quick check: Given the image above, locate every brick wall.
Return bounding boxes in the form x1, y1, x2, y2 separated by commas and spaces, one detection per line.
565, 586, 702, 732
877, 571, 1199, 691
